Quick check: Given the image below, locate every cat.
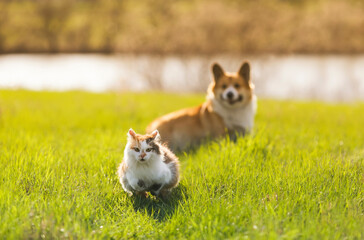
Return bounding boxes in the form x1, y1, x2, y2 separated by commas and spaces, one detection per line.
117, 128, 180, 198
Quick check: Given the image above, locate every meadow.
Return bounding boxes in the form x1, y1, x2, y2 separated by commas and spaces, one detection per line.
0, 90, 363, 239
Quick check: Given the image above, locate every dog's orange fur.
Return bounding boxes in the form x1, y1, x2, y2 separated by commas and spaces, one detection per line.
147, 100, 225, 151
146, 61, 256, 151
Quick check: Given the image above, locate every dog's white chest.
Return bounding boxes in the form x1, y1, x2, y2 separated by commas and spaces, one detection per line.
225, 111, 245, 129
213, 95, 257, 132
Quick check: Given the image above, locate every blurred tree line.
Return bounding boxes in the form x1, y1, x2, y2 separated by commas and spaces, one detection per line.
0, 0, 363, 54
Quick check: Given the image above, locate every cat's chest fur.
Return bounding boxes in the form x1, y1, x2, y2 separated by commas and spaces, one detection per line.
126, 157, 171, 191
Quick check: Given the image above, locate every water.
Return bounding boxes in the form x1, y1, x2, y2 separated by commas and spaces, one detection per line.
0, 54, 363, 102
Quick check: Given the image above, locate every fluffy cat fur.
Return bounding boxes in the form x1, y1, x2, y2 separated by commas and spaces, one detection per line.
117, 128, 180, 197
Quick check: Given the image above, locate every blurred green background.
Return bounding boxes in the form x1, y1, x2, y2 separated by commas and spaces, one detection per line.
0, 0, 363, 54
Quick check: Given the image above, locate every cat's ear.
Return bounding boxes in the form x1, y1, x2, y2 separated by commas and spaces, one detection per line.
127, 128, 136, 139
151, 130, 161, 141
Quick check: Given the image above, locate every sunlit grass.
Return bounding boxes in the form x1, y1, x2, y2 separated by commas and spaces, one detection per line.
0, 90, 363, 239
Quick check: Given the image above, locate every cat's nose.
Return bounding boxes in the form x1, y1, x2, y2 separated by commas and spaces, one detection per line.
140, 153, 146, 159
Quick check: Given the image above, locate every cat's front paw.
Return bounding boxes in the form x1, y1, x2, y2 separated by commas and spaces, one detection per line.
135, 191, 148, 198
137, 179, 146, 188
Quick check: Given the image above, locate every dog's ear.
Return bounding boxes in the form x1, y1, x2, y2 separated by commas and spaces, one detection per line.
238, 61, 253, 87
212, 63, 225, 82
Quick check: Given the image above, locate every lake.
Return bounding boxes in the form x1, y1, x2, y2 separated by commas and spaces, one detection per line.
0, 54, 363, 102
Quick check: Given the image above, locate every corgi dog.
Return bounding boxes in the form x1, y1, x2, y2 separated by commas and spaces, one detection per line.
146, 62, 257, 151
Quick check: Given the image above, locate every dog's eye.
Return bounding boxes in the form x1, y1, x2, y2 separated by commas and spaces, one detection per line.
146, 148, 153, 152
134, 147, 140, 152
234, 83, 240, 88
222, 84, 227, 89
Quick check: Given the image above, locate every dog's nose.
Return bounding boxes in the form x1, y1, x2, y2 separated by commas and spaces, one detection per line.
227, 91, 234, 99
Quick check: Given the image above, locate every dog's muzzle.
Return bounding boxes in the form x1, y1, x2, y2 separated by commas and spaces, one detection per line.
221, 93, 243, 105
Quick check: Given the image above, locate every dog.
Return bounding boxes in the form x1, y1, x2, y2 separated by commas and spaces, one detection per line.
146, 61, 257, 151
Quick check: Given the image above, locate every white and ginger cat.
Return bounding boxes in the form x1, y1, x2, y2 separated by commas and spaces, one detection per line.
118, 128, 180, 198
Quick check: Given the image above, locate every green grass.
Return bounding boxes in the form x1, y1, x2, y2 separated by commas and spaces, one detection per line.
0, 90, 363, 239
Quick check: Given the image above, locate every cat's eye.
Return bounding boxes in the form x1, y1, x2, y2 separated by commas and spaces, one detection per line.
146, 148, 153, 152
222, 84, 227, 89
134, 147, 140, 152
234, 83, 240, 88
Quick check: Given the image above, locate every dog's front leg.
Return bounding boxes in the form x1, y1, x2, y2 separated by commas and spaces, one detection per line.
228, 126, 246, 141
